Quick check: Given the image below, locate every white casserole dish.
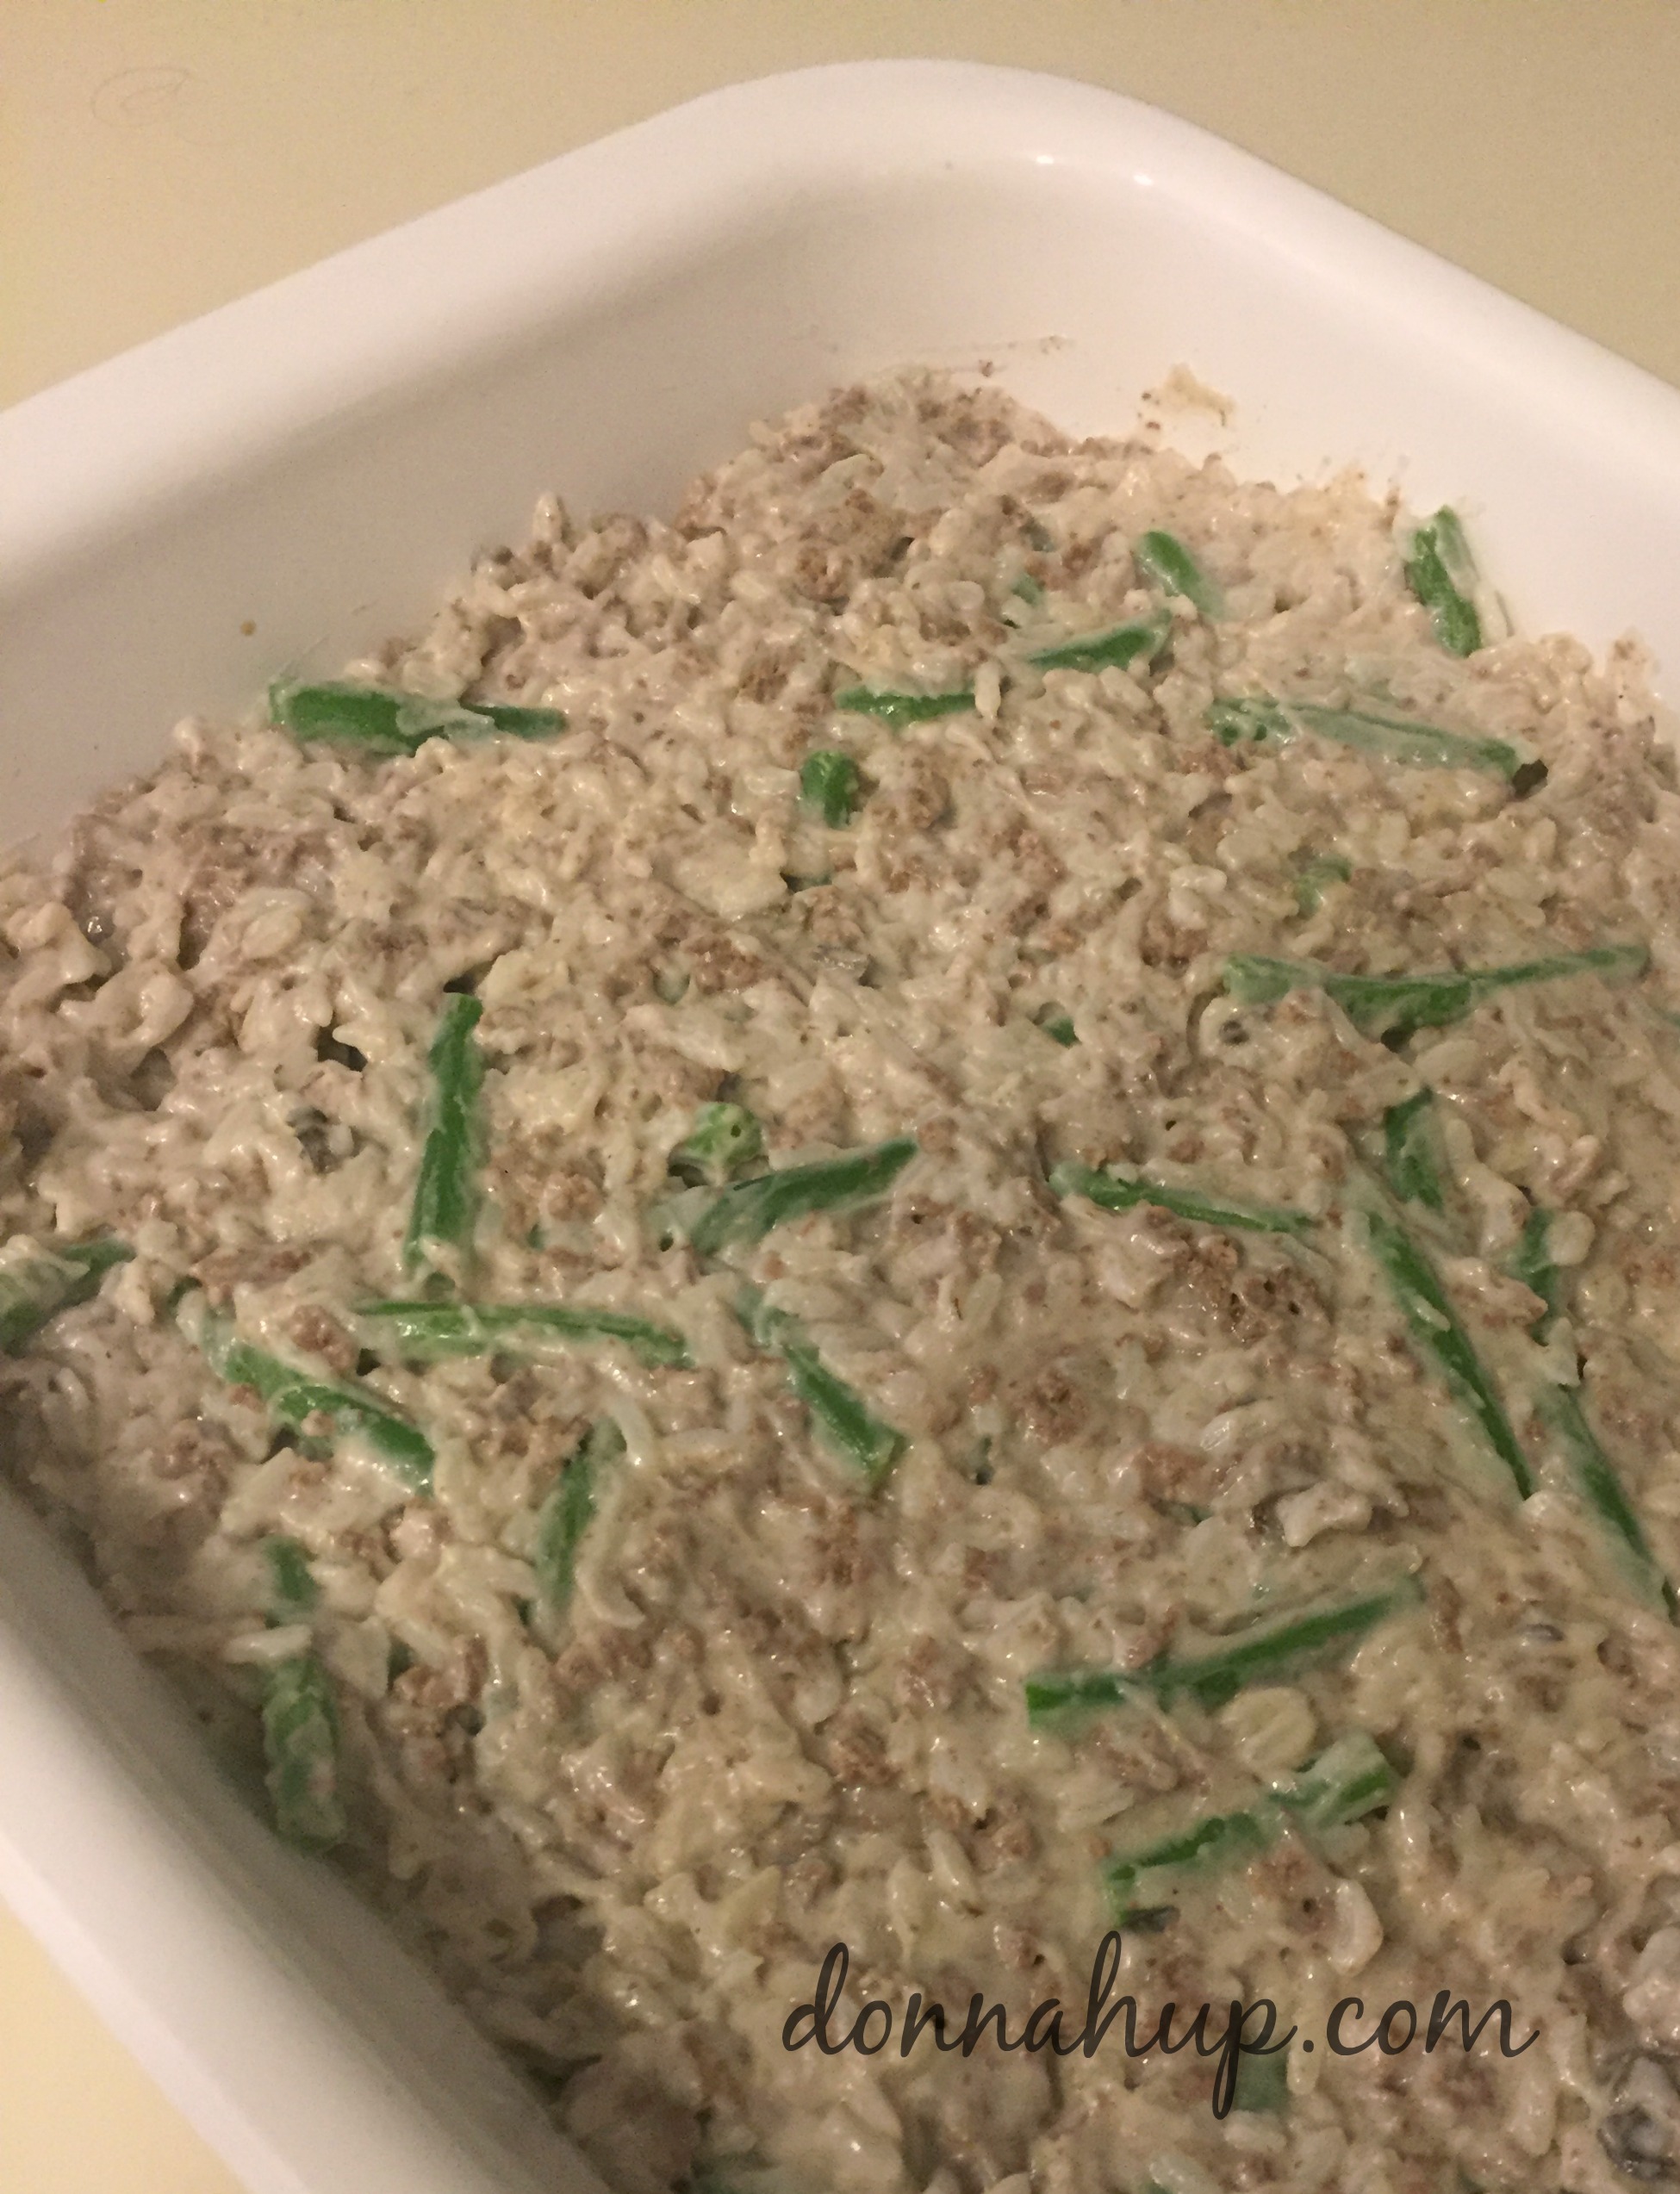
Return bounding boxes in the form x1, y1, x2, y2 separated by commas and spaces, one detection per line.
3, 59, 1680, 2194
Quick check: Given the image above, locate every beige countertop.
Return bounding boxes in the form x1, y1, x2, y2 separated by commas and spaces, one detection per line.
3, 3, 1677, 2189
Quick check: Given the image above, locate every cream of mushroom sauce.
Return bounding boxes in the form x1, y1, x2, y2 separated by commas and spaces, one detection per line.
6, 372, 1680, 2194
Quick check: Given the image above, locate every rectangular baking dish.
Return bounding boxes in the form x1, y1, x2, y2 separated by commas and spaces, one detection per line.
3, 59, 1680, 2194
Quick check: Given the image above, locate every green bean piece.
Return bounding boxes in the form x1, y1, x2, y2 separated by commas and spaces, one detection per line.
1503, 1207, 1674, 1615
471, 701, 570, 739
1104, 1807, 1276, 1924
1103, 1734, 1400, 1924
195, 1304, 434, 1492
1029, 608, 1172, 675
1537, 1385, 1679, 1621
1134, 528, 1225, 618
270, 679, 565, 755
1509, 1207, 1560, 1337
1206, 694, 1519, 778
1232, 2048, 1291, 2116
532, 1418, 625, 1611
263, 1536, 319, 1624
1209, 695, 1304, 743
1364, 1207, 1533, 1497
686, 1136, 918, 1258
1050, 1159, 1314, 1239
669, 1101, 768, 1189
737, 1287, 906, 1485
0, 1236, 133, 1353
800, 750, 862, 827
1294, 855, 1352, 915
1011, 572, 1045, 606
1227, 954, 1475, 1038
1027, 1583, 1421, 1725
404, 992, 485, 1274
358, 1298, 691, 1370
1275, 1731, 1401, 1832
1382, 1090, 1446, 1212
1035, 1004, 1078, 1047
1158, 1587, 1423, 1706
1431, 508, 1478, 589
832, 685, 974, 727
1224, 942, 1646, 1041
1405, 508, 1483, 656
262, 1654, 345, 1850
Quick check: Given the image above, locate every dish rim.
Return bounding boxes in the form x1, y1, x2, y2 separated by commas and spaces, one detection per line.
3, 56, 1680, 2194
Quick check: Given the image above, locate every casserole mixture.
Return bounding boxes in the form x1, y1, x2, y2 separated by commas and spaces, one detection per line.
5, 370, 1680, 2194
